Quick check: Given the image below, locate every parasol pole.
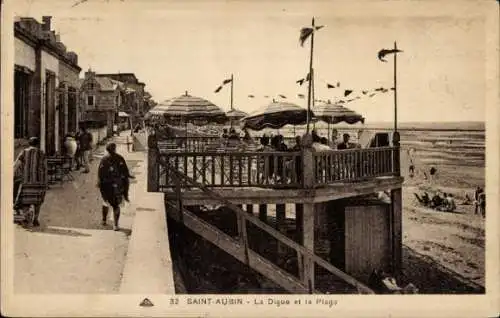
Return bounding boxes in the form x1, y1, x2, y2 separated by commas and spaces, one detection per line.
393, 41, 398, 132
306, 17, 315, 135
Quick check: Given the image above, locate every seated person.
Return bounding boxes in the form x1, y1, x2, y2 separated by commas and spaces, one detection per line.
430, 192, 443, 209
290, 136, 301, 151
228, 128, 240, 140
445, 193, 456, 212
337, 133, 355, 150
414, 192, 431, 206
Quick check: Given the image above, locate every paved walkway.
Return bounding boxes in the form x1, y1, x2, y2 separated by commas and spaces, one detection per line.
14, 132, 174, 293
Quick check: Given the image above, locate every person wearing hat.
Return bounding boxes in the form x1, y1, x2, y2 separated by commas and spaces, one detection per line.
97, 142, 134, 230
13, 137, 47, 227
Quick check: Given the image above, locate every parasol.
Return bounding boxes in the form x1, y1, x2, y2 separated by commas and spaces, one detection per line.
312, 100, 365, 140
146, 91, 227, 125
226, 108, 248, 120
313, 100, 365, 125
241, 100, 315, 131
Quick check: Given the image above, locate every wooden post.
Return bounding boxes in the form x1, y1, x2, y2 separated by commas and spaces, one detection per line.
259, 204, 267, 223
302, 203, 315, 293
302, 148, 315, 188
393, 132, 401, 176
276, 204, 287, 265
247, 204, 254, 215
295, 203, 304, 244
147, 148, 159, 192
391, 188, 403, 276
393, 41, 398, 132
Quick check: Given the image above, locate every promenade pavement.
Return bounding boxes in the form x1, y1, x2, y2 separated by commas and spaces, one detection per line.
14, 131, 175, 294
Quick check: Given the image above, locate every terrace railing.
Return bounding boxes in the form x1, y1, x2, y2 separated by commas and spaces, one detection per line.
148, 143, 400, 191
313, 147, 397, 185
154, 151, 302, 190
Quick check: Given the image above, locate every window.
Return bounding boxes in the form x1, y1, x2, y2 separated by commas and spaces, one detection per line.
88, 83, 95, 90
14, 69, 32, 139
87, 95, 95, 107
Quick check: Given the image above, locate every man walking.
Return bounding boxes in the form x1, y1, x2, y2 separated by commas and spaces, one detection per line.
97, 143, 134, 231
13, 137, 48, 227
78, 126, 93, 173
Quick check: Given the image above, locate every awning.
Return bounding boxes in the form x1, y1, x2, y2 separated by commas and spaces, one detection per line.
118, 111, 130, 117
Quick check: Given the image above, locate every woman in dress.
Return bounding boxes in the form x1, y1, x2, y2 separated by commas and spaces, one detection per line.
97, 143, 134, 230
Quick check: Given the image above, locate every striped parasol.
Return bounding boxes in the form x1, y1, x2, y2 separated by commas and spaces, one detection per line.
146, 91, 227, 125
241, 100, 315, 131
313, 100, 365, 125
225, 108, 248, 120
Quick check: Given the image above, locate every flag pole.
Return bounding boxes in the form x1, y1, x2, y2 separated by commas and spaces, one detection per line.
306, 17, 315, 135
393, 41, 398, 132
230, 73, 234, 111
230, 73, 234, 128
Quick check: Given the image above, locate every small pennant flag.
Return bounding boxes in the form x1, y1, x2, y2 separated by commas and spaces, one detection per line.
390, 87, 395, 91
214, 86, 223, 93
296, 78, 305, 86
248, 94, 255, 98
222, 78, 232, 85
278, 94, 287, 99
362, 90, 368, 95
140, 298, 154, 307
378, 48, 403, 62
374, 87, 385, 92
298, 94, 305, 98
299, 27, 314, 47
315, 25, 325, 31
344, 90, 353, 97
326, 83, 335, 89
382, 88, 389, 93
264, 95, 269, 98
369, 93, 376, 97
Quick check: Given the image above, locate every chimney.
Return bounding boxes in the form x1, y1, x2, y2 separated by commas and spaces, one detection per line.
42, 16, 52, 31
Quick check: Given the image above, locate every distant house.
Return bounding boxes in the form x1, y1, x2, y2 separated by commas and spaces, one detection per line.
95, 73, 146, 123
79, 69, 122, 137
14, 16, 81, 156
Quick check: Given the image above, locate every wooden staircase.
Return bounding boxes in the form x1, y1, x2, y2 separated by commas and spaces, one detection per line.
161, 156, 374, 294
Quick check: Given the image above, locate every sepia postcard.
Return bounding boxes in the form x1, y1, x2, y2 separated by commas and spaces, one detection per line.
1, 0, 499, 317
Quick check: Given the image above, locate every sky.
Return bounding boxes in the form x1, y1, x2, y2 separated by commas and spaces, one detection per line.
8, 0, 490, 123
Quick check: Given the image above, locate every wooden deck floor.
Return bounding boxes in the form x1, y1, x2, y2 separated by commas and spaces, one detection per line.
164, 176, 404, 205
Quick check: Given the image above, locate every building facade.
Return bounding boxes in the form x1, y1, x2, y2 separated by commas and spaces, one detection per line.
14, 16, 81, 156
79, 70, 122, 137
95, 73, 146, 124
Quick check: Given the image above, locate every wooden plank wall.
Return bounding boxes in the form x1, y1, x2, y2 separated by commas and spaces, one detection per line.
344, 204, 391, 282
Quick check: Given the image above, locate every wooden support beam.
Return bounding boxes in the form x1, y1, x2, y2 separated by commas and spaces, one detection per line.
301, 203, 315, 293
276, 204, 287, 265
391, 188, 403, 275
295, 204, 304, 244
259, 204, 267, 223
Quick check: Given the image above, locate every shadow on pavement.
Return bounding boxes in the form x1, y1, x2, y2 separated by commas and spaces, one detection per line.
25, 226, 92, 237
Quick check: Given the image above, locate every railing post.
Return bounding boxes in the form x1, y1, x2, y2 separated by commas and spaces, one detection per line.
299, 134, 315, 293
302, 149, 315, 188
392, 132, 401, 176
147, 148, 159, 192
